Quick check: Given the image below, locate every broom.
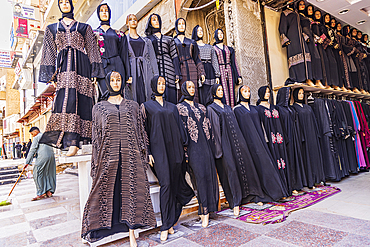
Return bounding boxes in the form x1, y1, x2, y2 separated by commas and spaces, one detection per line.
0, 164, 28, 206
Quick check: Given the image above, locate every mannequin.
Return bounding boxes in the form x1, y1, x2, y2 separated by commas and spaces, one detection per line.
354, 31, 369, 93
145, 14, 181, 104
279, 4, 312, 86
334, 22, 352, 91
349, 28, 365, 93
296, 1, 323, 87
94, 4, 131, 100
213, 29, 242, 108
174, 18, 205, 103
234, 86, 289, 202
207, 84, 264, 216
191, 25, 220, 105
255, 86, 291, 197
126, 14, 159, 105
39, 0, 104, 156
292, 88, 325, 188
81, 71, 156, 247
177, 81, 219, 227
142, 76, 194, 241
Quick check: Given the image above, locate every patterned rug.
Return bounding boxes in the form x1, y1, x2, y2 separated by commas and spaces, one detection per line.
217, 186, 341, 225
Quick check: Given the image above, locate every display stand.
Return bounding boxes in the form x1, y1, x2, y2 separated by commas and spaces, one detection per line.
59, 154, 162, 247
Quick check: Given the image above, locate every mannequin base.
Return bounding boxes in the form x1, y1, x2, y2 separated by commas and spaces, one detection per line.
66, 146, 79, 156
160, 230, 168, 241
233, 206, 240, 216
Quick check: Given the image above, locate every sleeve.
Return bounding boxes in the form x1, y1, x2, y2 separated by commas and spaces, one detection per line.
137, 104, 149, 170
230, 47, 242, 84
140, 104, 152, 156
174, 106, 188, 146
39, 26, 57, 83
170, 38, 182, 80
211, 47, 221, 78
84, 25, 105, 78
192, 42, 206, 79
25, 135, 41, 165
119, 34, 131, 81
90, 106, 102, 179
146, 38, 159, 76
278, 12, 290, 47
207, 106, 222, 158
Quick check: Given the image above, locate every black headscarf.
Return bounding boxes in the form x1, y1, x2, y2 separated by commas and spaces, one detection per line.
323, 13, 331, 26
256, 86, 270, 106
342, 25, 351, 37
104, 71, 124, 99
58, 0, 74, 20
151, 75, 165, 99
97, 3, 111, 26
314, 10, 322, 23
336, 22, 342, 33
179, 81, 195, 103
295, 0, 305, 15
206, 84, 223, 106
145, 13, 162, 36
237, 85, 250, 104
175, 18, 186, 37
191, 25, 202, 41
214, 29, 224, 45
276, 87, 291, 107
330, 18, 336, 29
350, 28, 357, 39
362, 34, 368, 44
305, 4, 314, 19
293, 87, 305, 104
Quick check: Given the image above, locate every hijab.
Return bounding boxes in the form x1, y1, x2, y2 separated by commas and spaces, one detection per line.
362, 34, 368, 45
206, 84, 223, 106
335, 22, 342, 34
292, 87, 305, 104
104, 71, 124, 99
305, 4, 314, 20
97, 3, 111, 26
179, 81, 195, 103
296, 0, 305, 15
58, 0, 74, 20
276, 87, 291, 107
342, 25, 350, 37
151, 75, 165, 99
256, 86, 270, 106
237, 85, 250, 104
214, 29, 224, 45
350, 28, 357, 39
175, 18, 186, 37
323, 13, 331, 26
145, 13, 162, 36
330, 18, 336, 29
314, 10, 322, 24
191, 25, 202, 41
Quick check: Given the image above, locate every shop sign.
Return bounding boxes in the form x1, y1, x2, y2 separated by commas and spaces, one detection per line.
0, 50, 15, 68
13, 3, 36, 20
14, 17, 28, 38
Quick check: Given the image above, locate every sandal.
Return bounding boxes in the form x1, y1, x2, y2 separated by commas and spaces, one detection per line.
46, 191, 53, 198
32, 194, 47, 201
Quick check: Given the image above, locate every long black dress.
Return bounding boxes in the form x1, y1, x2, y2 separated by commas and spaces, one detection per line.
292, 103, 325, 186
94, 27, 130, 98
256, 105, 291, 191
234, 104, 288, 201
276, 87, 305, 191
142, 100, 194, 231
207, 103, 263, 207
177, 102, 219, 215
279, 8, 312, 83
323, 24, 340, 87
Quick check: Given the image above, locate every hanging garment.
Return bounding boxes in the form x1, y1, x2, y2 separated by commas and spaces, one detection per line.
354, 101, 370, 168
39, 20, 104, 149
81, 100, 156, 242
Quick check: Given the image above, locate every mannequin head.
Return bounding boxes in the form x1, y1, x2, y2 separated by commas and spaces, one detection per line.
218, 29, 224, 42
177, 18, 186, 33
187, 81, 195, 96
180, 81, 195, 102
157, 77, 166, 94
110, 71, 122, 92
351, 28, 357, 38
216, 85, 224, 98
151, 14, 160, 28
145, 13, 162, 36
306, 5, 314, 17
257, 86, 270, 105
264, 87, 270, 100
298, 89, 304, 100
191, 25, 203, 41
58, 0, 71, 13
151, 75, 166, 98
298, 0, 305, 11
336, 22, 342, 32
324, 13, 330, 25
241, 85, 251, 99
342, 25, 350, 37
126, 14, 138, 29
330, 18, 336, 28
363, 34, 368, 43
292, 87, 305, 103
197, 27, 204, 39
314, 10, 321, 22
99, 5, 109, 21
357, 31, 362, 40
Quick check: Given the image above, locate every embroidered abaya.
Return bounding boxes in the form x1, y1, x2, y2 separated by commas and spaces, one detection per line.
39, 1, 104, 149
142, 76, 194, 231
177, 83, 219, 215
207, 85, 263, 207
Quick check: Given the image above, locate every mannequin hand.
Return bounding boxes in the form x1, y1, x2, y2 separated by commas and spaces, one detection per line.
127, 77, 132, 84
91, 77, 97, 84
318, 38, 323, 44
334, 44, 339, 49
201, 75, 205, 83
339, 50, 342, 55
149, 155, 154, 167
329, 41, 333, 46
364, 54, 367, 58
238, 77, 242, 85
216, 78, 220, 84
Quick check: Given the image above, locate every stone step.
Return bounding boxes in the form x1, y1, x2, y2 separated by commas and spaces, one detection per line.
0, 166, 18, 171
0, 168, 19, 176
0, 173, 20, 181
0, 177, 22, 186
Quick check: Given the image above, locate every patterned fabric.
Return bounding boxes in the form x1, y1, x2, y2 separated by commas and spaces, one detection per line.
81, 99, 156, 242
198, 44, 220, 85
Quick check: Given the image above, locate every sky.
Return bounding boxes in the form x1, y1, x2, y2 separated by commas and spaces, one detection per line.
0, 0, 13, 51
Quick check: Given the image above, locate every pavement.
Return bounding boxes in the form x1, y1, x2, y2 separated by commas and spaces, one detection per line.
0, 170, 369, 247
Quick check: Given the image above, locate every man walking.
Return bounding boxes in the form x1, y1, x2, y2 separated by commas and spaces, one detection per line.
25, 127, 56, 201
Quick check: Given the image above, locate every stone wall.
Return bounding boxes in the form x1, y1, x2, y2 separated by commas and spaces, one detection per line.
5, 70, 20, 117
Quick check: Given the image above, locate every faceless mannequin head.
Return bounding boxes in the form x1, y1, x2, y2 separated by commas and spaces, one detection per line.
218, 30, 224, 42
110, 71, 122, 92
216, 85, 224, 98
151, 15, 160, 29
336, 22, 342, 32
330, 19, 336, 28
314, 10, 321, 22
177, 18, 186, 33
99, 5, 109, 22
357, 31, 362, 40
197, 26, 204, 39
298, 89, 304, 100
240, 85, 251, 99
157, 77, 166, 94
264, 87, 270, 100
298, 1, 305, 11
307, 5, 313, 16
126, 14, 138, 29
186, 81, 195, 96
59, 0, 71, 13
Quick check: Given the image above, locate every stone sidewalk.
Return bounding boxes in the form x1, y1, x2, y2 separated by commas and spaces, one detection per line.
0, 171, 369, 247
